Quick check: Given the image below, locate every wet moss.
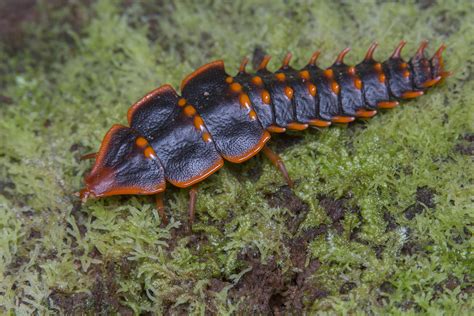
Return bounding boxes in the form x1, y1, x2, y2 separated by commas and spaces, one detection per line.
0, 0, 473, 314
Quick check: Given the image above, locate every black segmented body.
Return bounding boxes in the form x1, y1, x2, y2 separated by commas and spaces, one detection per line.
80, 41, 449, 219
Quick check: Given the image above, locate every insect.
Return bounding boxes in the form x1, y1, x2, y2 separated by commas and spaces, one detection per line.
78, 40, 450, 231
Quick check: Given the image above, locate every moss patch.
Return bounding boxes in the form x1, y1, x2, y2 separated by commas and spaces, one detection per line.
1, 0, 473, 314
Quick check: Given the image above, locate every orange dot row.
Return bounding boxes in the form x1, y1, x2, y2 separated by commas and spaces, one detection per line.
227, 77, 259, 121
322, 69, 340, 94
233, 65, 383, 126
239, 94, 258, 120
253, 70, 316, 102
400, 62, 411, 78
252, 74, 280, 103
347, 66, 363, 91
135, 137, 157, 160
300, 70, 318, 97
177, 98, 212, 143
374, 63, 386, 84
274, 73, 294, 100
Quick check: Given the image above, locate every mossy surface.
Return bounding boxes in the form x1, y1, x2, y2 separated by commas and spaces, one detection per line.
1, 0, 473, 314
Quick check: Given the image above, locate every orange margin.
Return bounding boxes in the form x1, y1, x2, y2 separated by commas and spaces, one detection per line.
127, 84, 177, 125
169, 158, 225, 188
180, 60, 225, 92
224, 131, 271, 163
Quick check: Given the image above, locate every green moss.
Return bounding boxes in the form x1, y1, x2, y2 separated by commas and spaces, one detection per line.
0, 0, 473, 314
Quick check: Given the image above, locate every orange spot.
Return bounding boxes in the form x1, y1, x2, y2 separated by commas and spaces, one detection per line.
226, 76, 234, 84
202, 132, 212, 142
284, 86, 294, 99
252, 76, 263, 86
401, 91, 424, 99
331, 116, 355, 123
249, 110, 258, 120
377, 101, 399, 109
194, 116, 205, 130
308, 119, 331, 127
421, 76, 442, 88
400, 62, 408, 69
230, 82, 242, 93
403, 70, 410, 78
307, 83, 317, 96
374, 63, 383, 72
354, 78, 362, 90
261, 90, 271, 104
324, 69, 334, 78
178, 98, 186, 107
239, 94, 251, 110
135, 137, 148, 148
267, 125, 286, 133
275, 73, 286, 81
299, 70, 310, 81
355, 109, 377, 118
378, 73, 386, 83
287, 122, 308, 131
331, 81, 340, 94
348, 66, 356, 75
184, 105, 196, 117
144, 146, 157, 159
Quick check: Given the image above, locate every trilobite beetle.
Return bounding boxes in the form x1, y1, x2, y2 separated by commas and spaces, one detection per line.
78, 40, 450, 231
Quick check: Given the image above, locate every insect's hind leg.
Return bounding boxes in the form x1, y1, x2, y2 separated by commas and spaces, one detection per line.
80, 152, 97, 160
262, 145, 294, 188
155, 187, 196, 233
187, 185, 198, 233
155, 192, 168, 225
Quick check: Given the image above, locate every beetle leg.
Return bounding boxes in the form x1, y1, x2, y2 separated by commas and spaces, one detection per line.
187, 185, 198, 233
80, 152, 97, 160
262, 145, 294, 188
155, 192, 168, 225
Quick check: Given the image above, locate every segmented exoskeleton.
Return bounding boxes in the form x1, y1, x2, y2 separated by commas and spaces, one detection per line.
78, 41, 450, 230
